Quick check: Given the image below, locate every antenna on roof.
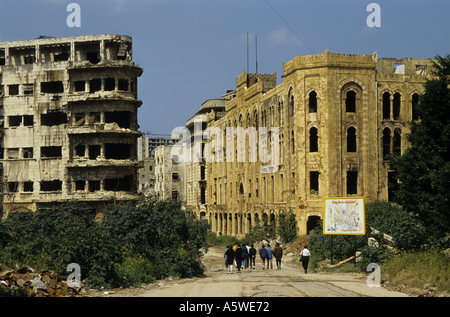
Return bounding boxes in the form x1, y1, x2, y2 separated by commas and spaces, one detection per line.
247, 32, 249, 74
255, 35, 258, 74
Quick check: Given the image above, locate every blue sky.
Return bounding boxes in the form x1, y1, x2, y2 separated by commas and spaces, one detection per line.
1, 0, 449, 135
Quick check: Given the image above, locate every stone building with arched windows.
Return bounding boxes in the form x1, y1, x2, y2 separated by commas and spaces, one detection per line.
200, 50, 434, 238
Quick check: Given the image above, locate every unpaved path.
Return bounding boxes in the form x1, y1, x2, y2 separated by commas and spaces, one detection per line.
139, 246, 409, 297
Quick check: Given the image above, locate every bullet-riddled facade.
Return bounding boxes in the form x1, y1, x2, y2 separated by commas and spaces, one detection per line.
205, 50, 434, 237
0, 34, 143, 219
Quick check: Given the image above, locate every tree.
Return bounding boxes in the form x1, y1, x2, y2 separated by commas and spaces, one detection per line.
390, 54, 450, 235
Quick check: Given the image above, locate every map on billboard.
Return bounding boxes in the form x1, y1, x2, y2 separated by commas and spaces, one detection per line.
323, 197, 365, 235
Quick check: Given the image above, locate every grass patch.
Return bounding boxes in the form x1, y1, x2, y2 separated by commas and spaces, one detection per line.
381, 248, 450, 293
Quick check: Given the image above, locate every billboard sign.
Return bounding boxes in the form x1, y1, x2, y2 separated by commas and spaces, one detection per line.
323, 197, 365, 235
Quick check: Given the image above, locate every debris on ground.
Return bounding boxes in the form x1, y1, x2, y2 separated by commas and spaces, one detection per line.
0, 263, 84, 297
283, 235, 310, 257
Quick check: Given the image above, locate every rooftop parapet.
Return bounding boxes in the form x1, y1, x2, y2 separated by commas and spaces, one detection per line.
283, 50, 378, 76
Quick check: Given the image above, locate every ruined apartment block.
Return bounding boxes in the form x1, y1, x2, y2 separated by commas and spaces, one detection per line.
0, 34, 143, 219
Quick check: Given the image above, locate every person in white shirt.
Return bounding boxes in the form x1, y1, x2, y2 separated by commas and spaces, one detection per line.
300, 246, 311, 274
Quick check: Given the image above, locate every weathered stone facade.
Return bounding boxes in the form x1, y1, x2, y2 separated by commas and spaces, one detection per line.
203, 50, 434, 237
0, 34, 143, 219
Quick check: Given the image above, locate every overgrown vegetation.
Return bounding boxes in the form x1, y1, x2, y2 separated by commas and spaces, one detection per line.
0, 197, 209, 289
244, 209, 298, 245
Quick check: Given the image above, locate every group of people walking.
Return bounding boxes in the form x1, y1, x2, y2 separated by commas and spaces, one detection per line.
224, 242, 311, 274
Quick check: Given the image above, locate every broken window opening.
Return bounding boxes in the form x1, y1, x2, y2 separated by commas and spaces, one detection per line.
24, 55, 35, 65
172, 173, 179, 181
345, 91, 356, 112
104, 77, 115, 91
87, 112, 100, 125
347, 171, 358, 195
310, 171, 319, 194
382, 92, 390, 120
41, 180, 62, 192
75, 180, 85, 191
54, 51, 69, 62
309, 91, 317, 113
309, 127, 318, 153
89, 180, 101, 192
23, 84, 34, 95
86, 52, 100, 64
9, 85, 19, 96
74, 81, 86, 92
75, 145, 85, 157
89, 145, 101, 160
105, 111, 131, 129
9, 116, 22, 127
90, 78, 101, 93
412, 93, 419, 120
347, 127, 357, 152
393, 93, 401, 120
41, 81, 64, 94
393, 128, 401, 156
117, 43, 128, 60
41, 112, 68, 127
74, 113, 85, 126
23, 182, 33, 192
104, 176, 132, 191
8, 182, 18, 193
41, 146, 62, 158
7, 148, 19, 159
118, 79, 129, 91
23, 147, 33, 159
382, 128, 391, 160
23, 115, 34, 126
104, 143, 131, 159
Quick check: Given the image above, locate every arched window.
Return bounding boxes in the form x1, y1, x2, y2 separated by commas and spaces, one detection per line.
347, 127, 357, 152
201, 186, 206, 204
291, 130, 295, 154
346, 91, 356, 112
383, 92, 390, 120
393, 128, 401, 155
310, 127, 318, 152
393, 93, 401, 120
309, 91, 317, 113
290, 94, 294, 116
382, 128, 391, 159
412, 93, 419, 120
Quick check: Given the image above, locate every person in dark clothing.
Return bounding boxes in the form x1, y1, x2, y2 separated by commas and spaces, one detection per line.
249, 244, 257, 269
235, 243, 242, 273
225, 245, 235, 274
274, 243, 283, 269
259, 245, 268, 269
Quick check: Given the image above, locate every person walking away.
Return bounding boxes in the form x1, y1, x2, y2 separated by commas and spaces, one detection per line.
266, 244, 274, 269
259, 245, 268, 269
274, 243, 283, 269
241, 243, 249, 269
300, 245, 311, 274
225, 245, 235, 274
235, 243, 242, 273
224, 245, 229, 269
249, 244, 257, 269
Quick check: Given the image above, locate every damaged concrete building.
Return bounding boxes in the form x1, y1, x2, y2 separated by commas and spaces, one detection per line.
0, 34, 143, 219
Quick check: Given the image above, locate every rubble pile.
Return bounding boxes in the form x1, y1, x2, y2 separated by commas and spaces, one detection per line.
283, 235, 310, 256
0, 264, 82, 297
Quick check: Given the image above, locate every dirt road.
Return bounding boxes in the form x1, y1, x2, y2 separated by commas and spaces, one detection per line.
139, 246, 409, 297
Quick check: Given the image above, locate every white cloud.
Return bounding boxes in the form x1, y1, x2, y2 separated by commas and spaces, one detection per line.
266, 27, 301, 48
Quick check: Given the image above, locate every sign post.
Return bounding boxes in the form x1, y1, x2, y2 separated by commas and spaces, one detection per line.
323, 197, 365, 267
